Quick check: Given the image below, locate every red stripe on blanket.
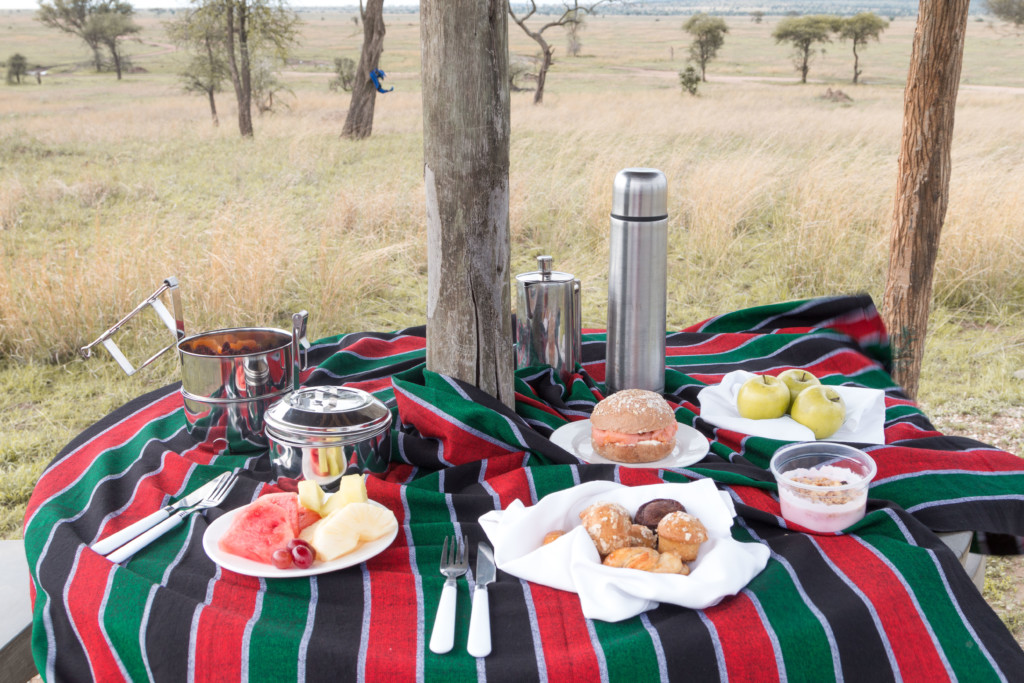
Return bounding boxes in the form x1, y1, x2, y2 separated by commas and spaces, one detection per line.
341, 335, 426, 359
363, 478, 417, 680
666, 333, 755, 356
65, 553, 123, 682
93, 444, 209, 542
394, 390, 520, 466
339, 377, 394, 395
26, 392, 182, 525
817, 537, 949, 679
531, 584, 602, 680
193, 572, 261, 683
872, 445, 1024, 477
707, 592, 780, 681
515, 393, 568, 420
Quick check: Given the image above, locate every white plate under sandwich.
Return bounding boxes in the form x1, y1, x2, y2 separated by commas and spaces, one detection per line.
203, 499, 398, 578
550, 419, 709, 469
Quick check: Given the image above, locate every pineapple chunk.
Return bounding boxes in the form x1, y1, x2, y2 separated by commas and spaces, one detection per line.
338, 473, 368, 505
297, 480, 324, 515
311, 502, 398, 562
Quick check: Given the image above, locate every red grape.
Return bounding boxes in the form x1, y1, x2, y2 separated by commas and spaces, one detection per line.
271, 548, 293, 570
287, 538, 313, 553
291, 543, 315, 569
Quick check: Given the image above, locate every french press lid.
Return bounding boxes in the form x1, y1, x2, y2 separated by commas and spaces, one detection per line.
516, 255, 575, 284
264, 386, 391, 443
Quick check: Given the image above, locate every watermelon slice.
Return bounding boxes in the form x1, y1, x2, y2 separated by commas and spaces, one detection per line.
218, 494, 296, 563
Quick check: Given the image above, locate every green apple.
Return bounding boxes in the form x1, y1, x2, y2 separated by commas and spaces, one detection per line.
736, 374, 791, 420
777, 369, 821, 404
790, 385, 846, 439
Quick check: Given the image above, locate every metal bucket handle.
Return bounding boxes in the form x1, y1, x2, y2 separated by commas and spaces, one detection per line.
292, 310, 310, 390
79, 277, 184, 376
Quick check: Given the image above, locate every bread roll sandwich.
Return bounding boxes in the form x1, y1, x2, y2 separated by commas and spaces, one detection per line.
590, 389, 678, 463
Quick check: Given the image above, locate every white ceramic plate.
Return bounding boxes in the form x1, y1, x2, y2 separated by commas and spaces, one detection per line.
550, 420, 710, 469
203, 499, 398, 578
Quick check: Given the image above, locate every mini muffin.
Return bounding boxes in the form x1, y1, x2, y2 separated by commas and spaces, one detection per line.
627, 523, 656, 549
543, 530, 565, 546
634, 498, 686, 531
656, 511, 708, 562
579, 501, 633, 557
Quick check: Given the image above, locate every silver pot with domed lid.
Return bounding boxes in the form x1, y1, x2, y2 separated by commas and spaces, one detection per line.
265, 385, 392, 489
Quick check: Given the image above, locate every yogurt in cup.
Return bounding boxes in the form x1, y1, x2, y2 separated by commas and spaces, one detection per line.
769, 443, 876, 533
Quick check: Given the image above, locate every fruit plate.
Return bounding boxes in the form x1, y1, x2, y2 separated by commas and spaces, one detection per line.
203, 499, 399, 578
549, 420, 709, 469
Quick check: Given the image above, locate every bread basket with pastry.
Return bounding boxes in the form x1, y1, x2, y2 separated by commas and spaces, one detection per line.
478, 479, 770, 622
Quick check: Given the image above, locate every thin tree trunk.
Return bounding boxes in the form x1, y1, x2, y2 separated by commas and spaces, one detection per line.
852, 43, 860, 84
108, 44, 122, 80
342, 0, 385, 140
421, 0, 514, 407
224, 1, 253, 138
208, 89, 219, 125
883, 0, 970, 399
534, 43, 552, 104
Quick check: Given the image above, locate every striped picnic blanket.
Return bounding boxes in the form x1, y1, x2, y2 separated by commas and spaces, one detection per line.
24, 295, 1024, 682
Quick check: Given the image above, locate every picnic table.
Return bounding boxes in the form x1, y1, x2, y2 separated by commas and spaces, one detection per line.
23, 295, 1024, 681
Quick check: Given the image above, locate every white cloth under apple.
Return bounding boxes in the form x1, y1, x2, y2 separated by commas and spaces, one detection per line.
697, 370, 886, 444
477, 479, 771, 622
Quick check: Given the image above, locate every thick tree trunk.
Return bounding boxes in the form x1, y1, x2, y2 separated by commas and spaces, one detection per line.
883, 0, 970, 399
208, 89, 219, 126
342, 0, 386, 140
421, 0, 514, 407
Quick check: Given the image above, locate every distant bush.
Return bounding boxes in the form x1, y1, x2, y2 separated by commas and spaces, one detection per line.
679, 65, 700, 95
6, 53, 26, 85
329, 57, 356, 93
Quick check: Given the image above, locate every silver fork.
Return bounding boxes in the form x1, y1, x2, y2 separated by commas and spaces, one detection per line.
105, 471, 239, 563
428, 534, 469, 654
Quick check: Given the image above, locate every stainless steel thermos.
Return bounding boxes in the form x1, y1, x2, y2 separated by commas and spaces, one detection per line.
515, 255, 582, 383
606, 168, 668, 394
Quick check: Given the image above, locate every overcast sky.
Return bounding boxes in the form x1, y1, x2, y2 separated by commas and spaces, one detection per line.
0, 1, 414, 9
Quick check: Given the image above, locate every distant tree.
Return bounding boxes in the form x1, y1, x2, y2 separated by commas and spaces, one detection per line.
773, 14, 842, 83
37, 0, 139, 79
165, 6, 228, 124
566, 8, 585, 56
987, 0, 1024, 27
839, 12, 888, 84
6, 53, 28, 84
185, 0, 299, 138
683, 12, 727, 82
750, 10, 764, 24
509, 0, 614, 105
678, 64, 700, 95
328, 56, 355, 92
251, 56, 291, 113
342, 0, 386, 140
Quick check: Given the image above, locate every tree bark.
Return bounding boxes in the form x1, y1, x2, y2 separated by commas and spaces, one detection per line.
342, 0, 386, 140
852, 43, 860, 84
534, 42, 552, 104
883, 0, 970, 399
421, 0, 514, 407
224, 0, 253, 138
208, 89, 219, 125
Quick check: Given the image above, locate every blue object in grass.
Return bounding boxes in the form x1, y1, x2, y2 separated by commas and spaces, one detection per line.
370, 69, 393, 93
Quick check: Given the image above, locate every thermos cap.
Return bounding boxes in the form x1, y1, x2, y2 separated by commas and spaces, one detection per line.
611, 168, 668, 219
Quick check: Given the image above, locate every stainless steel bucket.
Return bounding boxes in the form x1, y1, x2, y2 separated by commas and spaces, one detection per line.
264, 386, 393, 489
80, 277, 310, 452
514, 255, 582, 384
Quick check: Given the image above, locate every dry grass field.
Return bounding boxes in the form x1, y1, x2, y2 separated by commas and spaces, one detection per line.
2, 8, 1024, 641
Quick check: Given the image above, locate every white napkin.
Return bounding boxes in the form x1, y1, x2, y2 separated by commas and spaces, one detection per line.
478, 479, 770, 622
696, 370, 886, 444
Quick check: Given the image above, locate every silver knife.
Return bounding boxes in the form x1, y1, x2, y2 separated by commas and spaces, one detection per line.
467, 542, 496, 658
90, 472, 232, 556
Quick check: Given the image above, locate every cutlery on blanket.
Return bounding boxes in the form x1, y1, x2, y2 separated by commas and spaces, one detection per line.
467, 542, 496, 658
104, 471, 238, 564
91, 471, 237, 556
429, 535, 468, 655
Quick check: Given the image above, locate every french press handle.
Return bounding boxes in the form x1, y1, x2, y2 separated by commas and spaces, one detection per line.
79, 277, 184, 376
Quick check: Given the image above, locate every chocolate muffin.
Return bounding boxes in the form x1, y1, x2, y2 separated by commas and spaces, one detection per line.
634, 498, 686, 531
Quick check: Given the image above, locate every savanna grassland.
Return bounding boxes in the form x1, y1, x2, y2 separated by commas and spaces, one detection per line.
2, 8, 1024, 639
